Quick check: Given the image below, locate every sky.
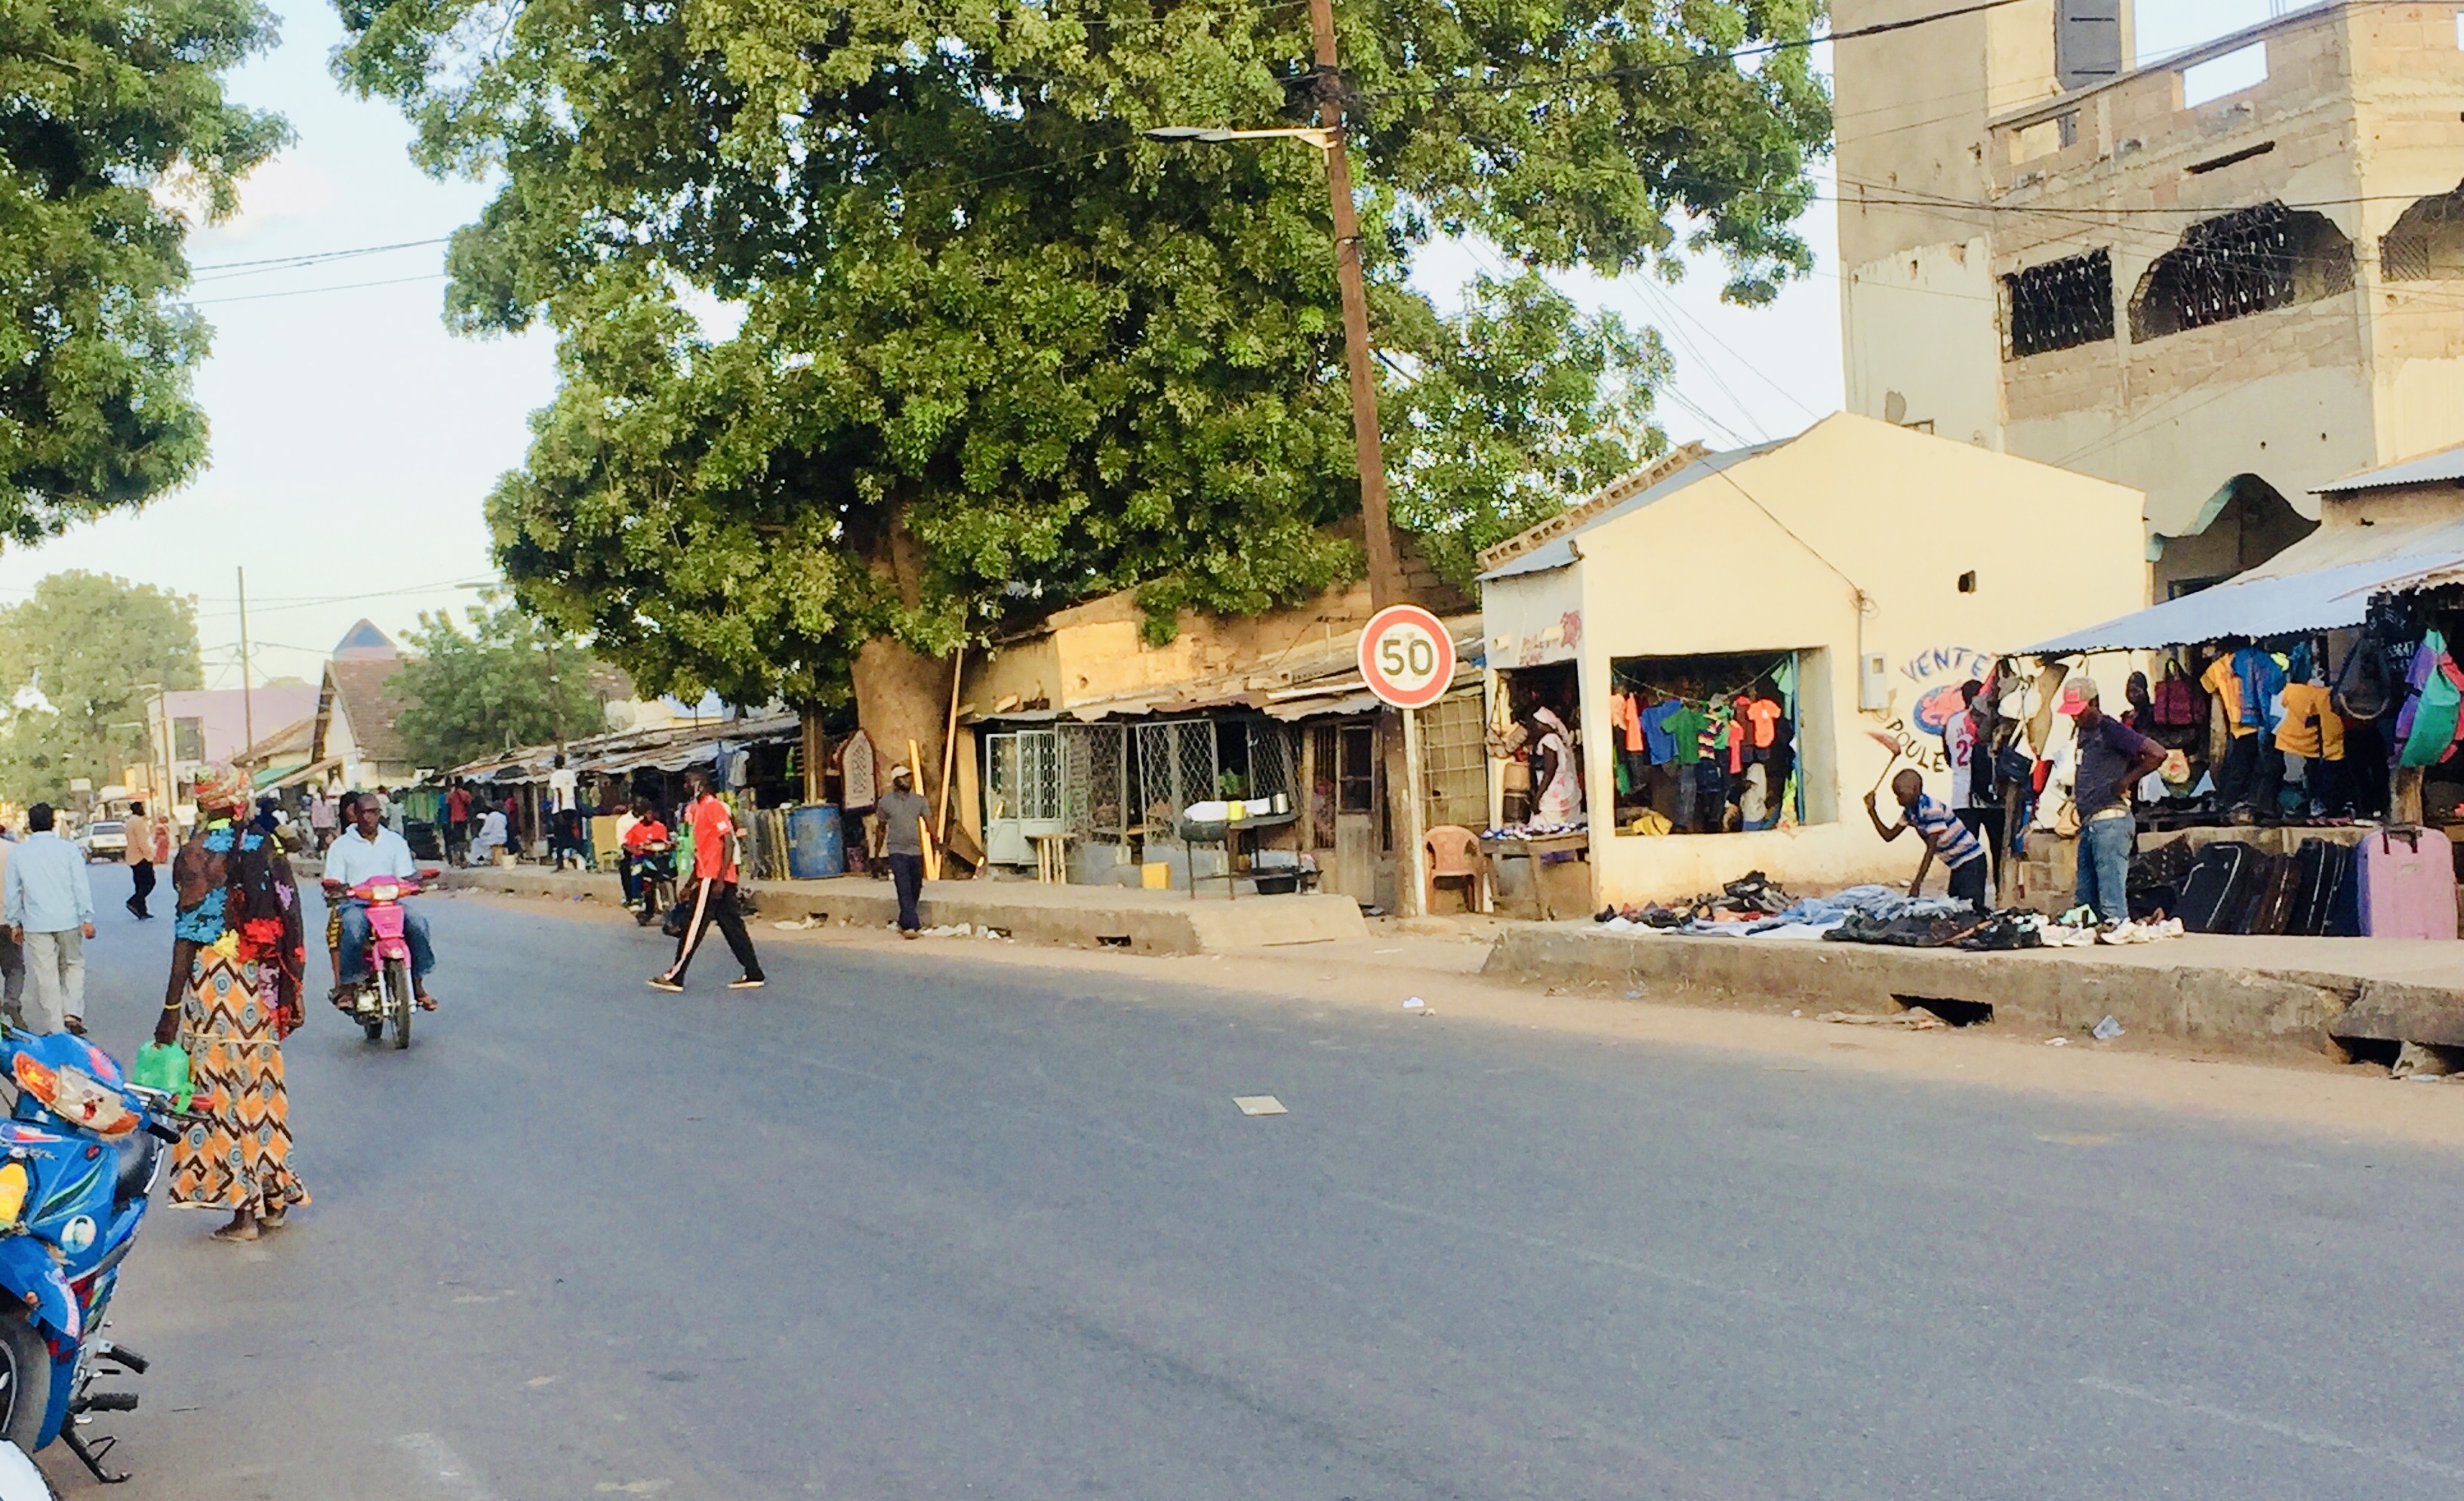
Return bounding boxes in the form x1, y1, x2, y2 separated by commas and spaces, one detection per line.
0, 0, 2278, 688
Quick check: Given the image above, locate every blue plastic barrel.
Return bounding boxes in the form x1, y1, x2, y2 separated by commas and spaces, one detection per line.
786, 804, 845, 880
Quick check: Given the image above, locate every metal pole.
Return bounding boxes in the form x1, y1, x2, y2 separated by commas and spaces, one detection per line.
236, 568, 254, 754
1401, 703, 1429, 917
1305, 0, 1404, 611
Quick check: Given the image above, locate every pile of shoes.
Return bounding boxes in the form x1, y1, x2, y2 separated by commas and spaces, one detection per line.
1822, 909, 1986, 948
1596, 871, 1799, 929
1957, 911, 2046, 951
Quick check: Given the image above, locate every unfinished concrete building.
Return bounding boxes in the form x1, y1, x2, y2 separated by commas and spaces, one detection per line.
1835, 0, 2464, 596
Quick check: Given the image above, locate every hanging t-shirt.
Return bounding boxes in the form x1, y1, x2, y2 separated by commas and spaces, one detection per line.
1612, 693, 1644, 754
1640, 699, 1686, 764
1666, 705, 1710, 765
1944, 713, 1979, 808
2200, 655, 2250, 737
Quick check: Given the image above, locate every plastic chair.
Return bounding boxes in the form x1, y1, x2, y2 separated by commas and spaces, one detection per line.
1424, 824, 1488, 914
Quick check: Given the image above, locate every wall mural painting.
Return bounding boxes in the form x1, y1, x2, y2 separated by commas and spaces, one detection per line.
1877, 645, 1993, 773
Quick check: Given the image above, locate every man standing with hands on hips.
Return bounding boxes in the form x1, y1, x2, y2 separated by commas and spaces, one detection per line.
648, 766, 765, 993
2059, 677, 2166, 928
3, 804, 94, 1034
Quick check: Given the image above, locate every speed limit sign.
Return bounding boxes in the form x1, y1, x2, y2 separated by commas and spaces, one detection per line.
1358, 604, 1457, 710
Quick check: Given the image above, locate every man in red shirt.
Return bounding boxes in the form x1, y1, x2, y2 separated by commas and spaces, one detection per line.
648, 768, 765, 993
445, 782, 473, 865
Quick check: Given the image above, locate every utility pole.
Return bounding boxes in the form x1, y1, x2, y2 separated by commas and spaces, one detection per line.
1304, 0, 1405, 610
236, 567, 255, 754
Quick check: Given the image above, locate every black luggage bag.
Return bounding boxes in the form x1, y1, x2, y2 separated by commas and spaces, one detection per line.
2291, 837, 2358, 937
2176, 841, 2262, 934
2241, 852, 2299, 935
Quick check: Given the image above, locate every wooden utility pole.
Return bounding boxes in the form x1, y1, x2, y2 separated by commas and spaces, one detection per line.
236, 568, 255, 754
1305, 0, 1404, 610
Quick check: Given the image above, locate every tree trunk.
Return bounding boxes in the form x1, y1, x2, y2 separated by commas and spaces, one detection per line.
852, 637, 953, 797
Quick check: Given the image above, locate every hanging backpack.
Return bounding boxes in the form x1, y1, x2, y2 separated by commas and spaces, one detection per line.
2398, 632, 2464, 768
2336, 629, 2396, 721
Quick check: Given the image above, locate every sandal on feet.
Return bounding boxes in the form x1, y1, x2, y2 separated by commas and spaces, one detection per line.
415, 993, 439, 1012
210, 1219, 258, 1243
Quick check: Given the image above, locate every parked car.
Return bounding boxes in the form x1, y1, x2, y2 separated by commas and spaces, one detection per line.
78, 821, 125, 862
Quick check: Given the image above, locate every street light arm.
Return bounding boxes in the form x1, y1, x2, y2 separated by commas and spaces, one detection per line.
1141, 125, 1337, 148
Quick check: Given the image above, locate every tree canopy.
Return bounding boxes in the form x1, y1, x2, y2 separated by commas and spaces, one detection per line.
334, 0, 1827, 717
0, 0, 286, 538
0, 572, 203, 804
390, 599, 609, 771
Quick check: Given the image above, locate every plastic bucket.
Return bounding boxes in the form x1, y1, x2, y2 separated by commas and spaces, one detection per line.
786, 804, 845, 880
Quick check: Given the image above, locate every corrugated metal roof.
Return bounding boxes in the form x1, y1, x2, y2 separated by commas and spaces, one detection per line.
2239, 516, 2464, 578
2023, 550, 2464, 655
1473, 439, 1785, 583
2315, 442, 2464, 495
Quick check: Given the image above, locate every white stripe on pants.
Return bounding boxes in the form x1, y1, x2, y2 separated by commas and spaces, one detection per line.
21, 928, 82, 1034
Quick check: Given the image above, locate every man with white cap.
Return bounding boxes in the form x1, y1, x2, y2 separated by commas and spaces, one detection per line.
875, 763, 932, 939
2059, 676, 2166, 927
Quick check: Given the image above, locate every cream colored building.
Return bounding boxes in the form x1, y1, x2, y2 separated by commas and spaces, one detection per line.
1835, 0, 2464, 596
1476, 414, 2145, 905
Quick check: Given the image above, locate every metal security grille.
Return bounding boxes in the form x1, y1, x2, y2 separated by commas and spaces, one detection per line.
1246, 721, 1297, 806
1060, 723, 1129, 838
2004, 249, 2114, 358
1136, 720, 1218, 827
2381, 187, 2464, 282
1417, 691, 1489, 832
2130, 203, 2353, 341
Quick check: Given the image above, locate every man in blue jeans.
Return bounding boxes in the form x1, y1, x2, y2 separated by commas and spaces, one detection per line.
2060, 678, 2166, 926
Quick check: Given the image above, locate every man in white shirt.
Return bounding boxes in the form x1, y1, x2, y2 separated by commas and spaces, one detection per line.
322, 797, 439, 1007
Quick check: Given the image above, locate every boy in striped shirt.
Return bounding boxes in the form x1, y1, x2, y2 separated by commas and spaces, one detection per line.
1865, 768, 1989, 910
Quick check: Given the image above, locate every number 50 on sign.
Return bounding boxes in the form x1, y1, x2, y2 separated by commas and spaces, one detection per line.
1358, 605, 1457, 710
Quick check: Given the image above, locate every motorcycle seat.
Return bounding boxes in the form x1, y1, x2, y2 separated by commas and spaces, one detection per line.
112, 1134, 161, 1210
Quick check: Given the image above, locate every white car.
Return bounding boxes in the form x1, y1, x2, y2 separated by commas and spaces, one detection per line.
79, 820, 126, 861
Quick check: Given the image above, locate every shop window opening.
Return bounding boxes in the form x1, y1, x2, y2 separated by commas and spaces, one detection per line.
2004, 248, 2114, 358
1606, 652, 1808, 836
1337, 724, 1375, 814
2380, 180, 2464, 282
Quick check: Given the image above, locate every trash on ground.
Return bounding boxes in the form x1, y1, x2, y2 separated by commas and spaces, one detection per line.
917, 922, 974, 938
2091, 1016, 2125, 1041
1625, 990, 1643, 999
1817, 1008, 1946, 1030
1232, 1095, 1288, 1116
1402, 996, 1426, 1011
2045, 1037, 2068, 1046
772, 917, 818, 931
2392, 1041, 2454, 1078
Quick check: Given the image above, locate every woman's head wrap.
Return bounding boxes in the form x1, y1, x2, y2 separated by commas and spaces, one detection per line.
192, 760, 251, 814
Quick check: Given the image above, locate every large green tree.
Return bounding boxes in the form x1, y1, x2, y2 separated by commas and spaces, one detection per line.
0, 572, 203, 803
334, 0, 1825, 763
1, 0, 287, 535
390, 600, 608, 771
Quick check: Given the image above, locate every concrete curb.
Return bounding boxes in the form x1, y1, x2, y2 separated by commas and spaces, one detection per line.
1483, 924, 2407, 1050
433, 867, 1366, 957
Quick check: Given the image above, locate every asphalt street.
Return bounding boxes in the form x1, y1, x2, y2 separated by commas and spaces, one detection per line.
33, 865, 2464, 1499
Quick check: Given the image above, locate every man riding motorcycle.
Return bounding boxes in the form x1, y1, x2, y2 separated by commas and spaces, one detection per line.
322, 797, 439, 1010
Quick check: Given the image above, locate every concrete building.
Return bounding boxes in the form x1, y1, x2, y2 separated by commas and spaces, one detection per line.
1474, 414, 2145, 905
1834, 0, 2464, 596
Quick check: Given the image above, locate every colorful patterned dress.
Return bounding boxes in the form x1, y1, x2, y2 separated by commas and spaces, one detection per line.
165, 824, 310, 1215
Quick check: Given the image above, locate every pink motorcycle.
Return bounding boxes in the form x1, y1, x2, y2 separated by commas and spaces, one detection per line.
334, 871, 436, 1049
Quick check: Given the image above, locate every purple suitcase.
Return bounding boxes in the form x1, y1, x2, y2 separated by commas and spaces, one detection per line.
2355, 827, 2458, 939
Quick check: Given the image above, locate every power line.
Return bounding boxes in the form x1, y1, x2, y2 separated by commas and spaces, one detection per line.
190, 236, 452, 276
186, 273, 447, 308
1363, 0, 2034, 101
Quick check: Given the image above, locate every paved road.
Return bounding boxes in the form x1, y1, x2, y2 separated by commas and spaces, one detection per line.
35, 867, 2464, 1499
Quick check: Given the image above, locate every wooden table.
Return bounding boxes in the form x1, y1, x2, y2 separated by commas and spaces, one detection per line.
1176, 812, 1301, 899
1481, 828, 1591, 921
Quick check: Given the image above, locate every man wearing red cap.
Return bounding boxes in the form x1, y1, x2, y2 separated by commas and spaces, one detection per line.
2060, 677, 2166, 926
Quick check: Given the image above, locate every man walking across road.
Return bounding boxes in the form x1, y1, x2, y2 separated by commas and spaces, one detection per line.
648, 767, 764, 993
876, 763, 932, 939
124, 800, 165, 919
3, 804, 94, 1034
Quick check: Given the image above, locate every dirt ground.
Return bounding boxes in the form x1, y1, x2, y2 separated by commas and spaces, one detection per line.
457, 892, 2464, 1152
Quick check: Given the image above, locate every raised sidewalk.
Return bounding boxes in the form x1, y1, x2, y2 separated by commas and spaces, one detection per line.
438, 865, 1366, 956
1489, 923, 2464, 1054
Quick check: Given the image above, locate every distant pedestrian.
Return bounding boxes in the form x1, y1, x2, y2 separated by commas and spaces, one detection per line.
325, 793, 361, 990
2059, 677, 2165, 926
157, 761, 309, 1243
3, 803, 95, 1034
0, 832, 24, 1027
876, 764, 931, 939
309, 790, 336, 850
468, 806, 509, 866
648, 768, 763, 993
445, 781, 473, 863
125, 800, 165, 919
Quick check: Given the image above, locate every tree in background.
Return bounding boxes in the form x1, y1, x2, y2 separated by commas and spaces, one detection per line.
0, 0, 286, 538
390, 600, 609, 772
335, 0, 1825, 766
0, 573, 203, 804
1387, 273, 1668, 588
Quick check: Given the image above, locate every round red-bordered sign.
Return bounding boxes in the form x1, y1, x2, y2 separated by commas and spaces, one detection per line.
1358, 605, 1457, 710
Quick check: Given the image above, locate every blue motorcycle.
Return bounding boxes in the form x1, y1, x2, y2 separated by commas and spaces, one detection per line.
0, 1029, 194, 1484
